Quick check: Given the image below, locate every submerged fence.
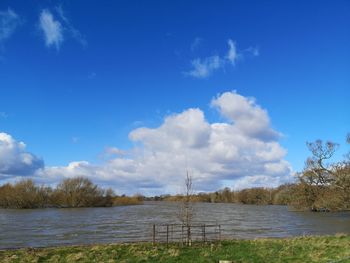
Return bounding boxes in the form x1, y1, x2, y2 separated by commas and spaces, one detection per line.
152, 224, 221, 245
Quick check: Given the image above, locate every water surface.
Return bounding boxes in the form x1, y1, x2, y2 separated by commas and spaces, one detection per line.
1, 202, 349, 249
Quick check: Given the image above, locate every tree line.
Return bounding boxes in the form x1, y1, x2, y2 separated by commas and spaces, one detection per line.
0, 177, 142, 209
157, 184, 293, 205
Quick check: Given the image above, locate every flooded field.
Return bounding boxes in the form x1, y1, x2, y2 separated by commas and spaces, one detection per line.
1, 202, 349, 249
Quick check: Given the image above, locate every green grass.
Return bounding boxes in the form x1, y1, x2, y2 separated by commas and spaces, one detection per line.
1, 235, 349, 263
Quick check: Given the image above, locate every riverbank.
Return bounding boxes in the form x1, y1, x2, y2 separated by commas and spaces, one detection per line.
1, 235, 349, 263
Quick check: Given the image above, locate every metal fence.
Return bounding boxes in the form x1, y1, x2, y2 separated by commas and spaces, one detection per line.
152, 224, 221, 245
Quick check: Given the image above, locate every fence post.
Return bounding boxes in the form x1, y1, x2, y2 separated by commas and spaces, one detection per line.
171, 225, 173, 241
166, 224, 169, 246
152, 224, 156, 245
218, 224, 221, 241
187, 225, 191, 246
203, 224, 206, 243
181, 225, 184, 246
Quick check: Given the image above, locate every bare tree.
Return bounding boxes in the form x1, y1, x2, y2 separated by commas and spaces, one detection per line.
179, 171, 194, 246
54, 177, 110, 207
301, 140, 339, 186
293, 136, 350, 211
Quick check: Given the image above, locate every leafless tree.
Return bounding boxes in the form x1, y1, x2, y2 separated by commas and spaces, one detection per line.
301, 140, 339, 186
179, 171, 194, 245
54, 177, 111, 207
294, 136, 350, 211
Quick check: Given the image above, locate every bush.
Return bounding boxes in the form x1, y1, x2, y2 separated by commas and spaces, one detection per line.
0, 177, 116, 209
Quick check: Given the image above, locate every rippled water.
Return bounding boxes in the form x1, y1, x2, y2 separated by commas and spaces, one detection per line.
0, 202, 349, 249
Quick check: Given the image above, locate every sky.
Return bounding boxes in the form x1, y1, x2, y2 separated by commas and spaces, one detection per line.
0, 0, 349, 195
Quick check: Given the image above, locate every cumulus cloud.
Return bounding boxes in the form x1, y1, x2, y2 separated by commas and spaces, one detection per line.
186, 39, 258, 79
101, 147, 127, 159
0, 133, 44, 178
0, 8, 20, 46
211, 91, 280, 141
1, 92, 292, 194
29, 91, 291, 195
130, 108, 211, 150
39, 9, 63, 49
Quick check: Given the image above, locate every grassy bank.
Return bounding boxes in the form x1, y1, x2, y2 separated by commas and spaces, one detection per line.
1, 235, 349, 263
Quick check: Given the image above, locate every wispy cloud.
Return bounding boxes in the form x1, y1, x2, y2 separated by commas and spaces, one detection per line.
190, 37, 202, 51
186, 55, 224, 78
0, 8, 21, 46
39, 9, 63, 50
246, 46, 259, 56
226, 39, 239, 65
186, 39, 259, 79
56, 5, 87, 47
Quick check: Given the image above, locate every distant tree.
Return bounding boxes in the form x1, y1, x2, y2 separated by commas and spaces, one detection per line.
0, 179, 51, 208
236, 187, 271, 205
209, 191, 219, 203
291, 135, 350, 211
0, 177, 131, 209
272, 184, 294, 205
219, 187, 234, 203
54, 177, 111, 207
301, 140, 339, 186
0, 183, 15, 208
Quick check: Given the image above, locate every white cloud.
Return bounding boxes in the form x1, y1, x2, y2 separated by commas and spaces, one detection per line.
26, 91, 291, 195
186, 39, 258, 79
1, 92, 292, 194
130, 108, 211, 150
246, 46, 259, 56
186, 56, 224, 78
0, 133, 44, 178
103, 147, 127, 158
210, 91, 280, 141
0, 8, 20, 45
56, 5, 87, 47
39, 9, 63, 49
226, 39, 238, 65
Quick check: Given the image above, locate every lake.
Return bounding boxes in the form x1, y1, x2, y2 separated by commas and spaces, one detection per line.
1, 201, 349, 249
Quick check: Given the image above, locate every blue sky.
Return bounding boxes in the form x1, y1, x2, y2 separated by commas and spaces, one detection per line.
0, 0, 349, 194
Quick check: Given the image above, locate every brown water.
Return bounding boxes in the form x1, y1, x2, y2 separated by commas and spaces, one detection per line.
0, 201, 349, 249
